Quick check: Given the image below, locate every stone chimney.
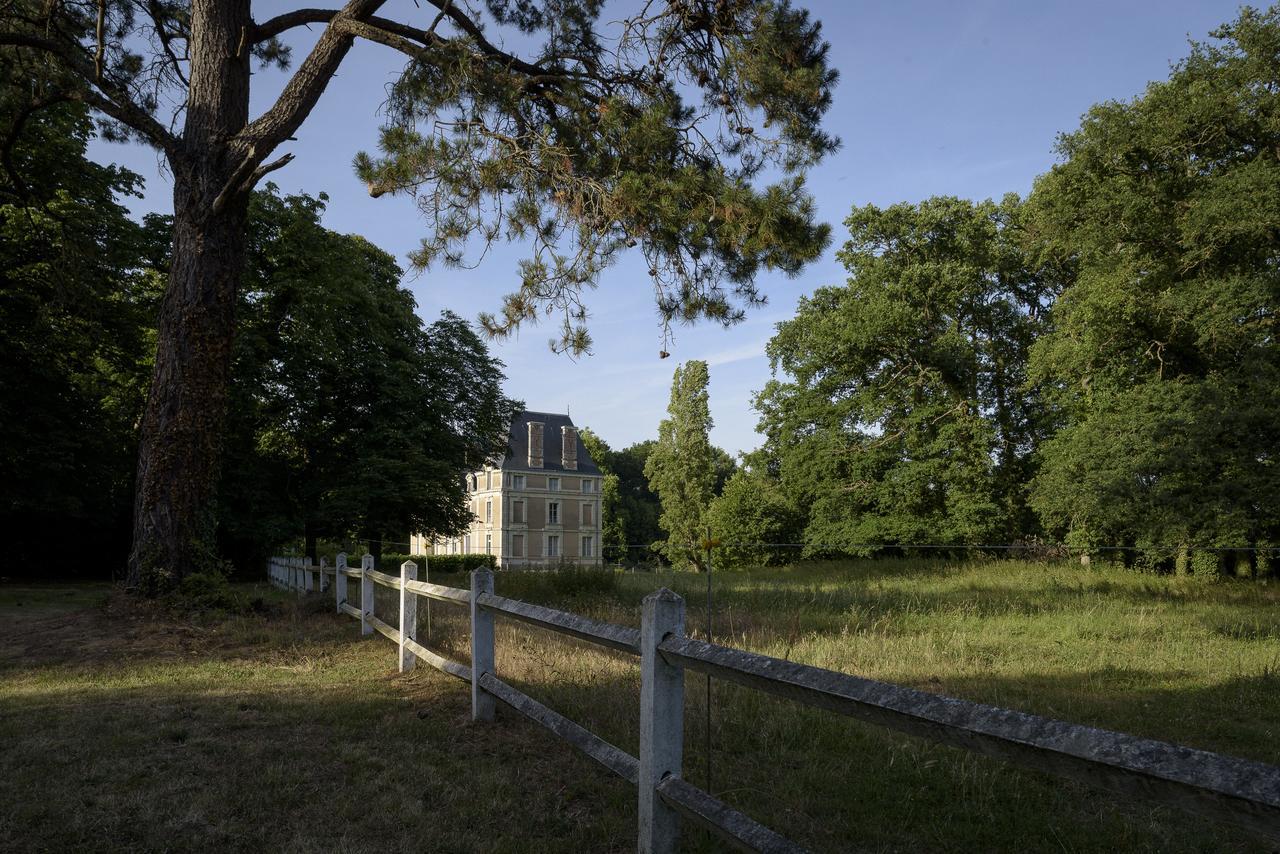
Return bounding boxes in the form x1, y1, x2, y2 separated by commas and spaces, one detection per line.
562, 426, 578, 471
527, 420, 544, 468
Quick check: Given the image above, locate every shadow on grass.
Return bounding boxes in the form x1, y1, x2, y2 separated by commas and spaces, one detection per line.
4, 579, 1276, 854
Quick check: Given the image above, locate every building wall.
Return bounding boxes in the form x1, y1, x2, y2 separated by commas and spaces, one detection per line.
412, 462, 603, 569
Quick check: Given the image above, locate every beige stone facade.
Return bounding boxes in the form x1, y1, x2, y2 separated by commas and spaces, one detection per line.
411, 411, 604, 568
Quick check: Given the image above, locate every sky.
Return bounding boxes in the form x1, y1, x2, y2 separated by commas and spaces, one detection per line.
86, 0, 1247, 456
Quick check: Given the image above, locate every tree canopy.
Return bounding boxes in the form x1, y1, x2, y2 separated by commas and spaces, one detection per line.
757, 196, 1058, 554
1026, 6, 1280, 561
207, 187, 519, 569
0, 79, 156, 574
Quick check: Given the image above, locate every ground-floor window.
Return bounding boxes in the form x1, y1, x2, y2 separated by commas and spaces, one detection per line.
512, 534, 524, 557
582, 535, 594, 558
485, 533, 492, 554
547, 535, 560, 557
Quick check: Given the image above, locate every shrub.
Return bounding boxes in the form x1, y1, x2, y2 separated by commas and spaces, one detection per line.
379, 553, 497, 574
174, 568, 243, 613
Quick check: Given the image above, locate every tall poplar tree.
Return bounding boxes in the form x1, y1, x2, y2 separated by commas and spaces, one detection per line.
0, 0, 837, 590
645, 360, 715, 570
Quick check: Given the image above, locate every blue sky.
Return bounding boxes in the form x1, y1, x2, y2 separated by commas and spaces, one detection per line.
87, 0, 1246, 456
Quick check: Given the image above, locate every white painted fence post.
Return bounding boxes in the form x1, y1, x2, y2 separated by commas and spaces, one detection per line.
318, 556, 328, 593
399, 561, 418, 672
295, 557, 304, 593
424, 556, 431, 642
470, 568, 495, 722
360, 554, 374, 636
335, 552, 348, 613
638, 588, 686, 854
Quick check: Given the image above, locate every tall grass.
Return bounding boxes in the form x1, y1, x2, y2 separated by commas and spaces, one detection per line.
414, 559, 1279, 852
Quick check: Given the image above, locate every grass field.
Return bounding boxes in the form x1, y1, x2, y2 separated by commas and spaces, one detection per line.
1, 560, 1277, 852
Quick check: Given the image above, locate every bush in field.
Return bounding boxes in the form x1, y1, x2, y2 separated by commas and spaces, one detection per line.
709, 469, 805, 569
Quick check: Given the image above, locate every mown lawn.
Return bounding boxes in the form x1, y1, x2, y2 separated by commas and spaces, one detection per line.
1, 561, 1277, 852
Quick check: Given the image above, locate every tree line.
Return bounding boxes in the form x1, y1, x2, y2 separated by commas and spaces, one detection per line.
636, 8, 1280, 574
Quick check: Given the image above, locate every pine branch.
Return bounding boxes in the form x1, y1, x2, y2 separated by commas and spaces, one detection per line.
0, 30, 183, 157
236, 0, 385, 158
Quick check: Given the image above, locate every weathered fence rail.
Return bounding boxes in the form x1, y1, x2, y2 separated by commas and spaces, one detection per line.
269, 554, 1280, 852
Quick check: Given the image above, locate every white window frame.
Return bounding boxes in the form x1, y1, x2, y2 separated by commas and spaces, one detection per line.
463, 534, 471, 553
548, 501, 560, 525
485, 533, 492, 554
548, 476, 560, 491
485, 499, 493, 524
547, 534, 560, 557
581, 535, 594, 558
582, 479, 594, 493
513, 474, 526, 490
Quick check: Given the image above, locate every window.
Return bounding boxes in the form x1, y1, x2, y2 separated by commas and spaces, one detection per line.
547, 535, 560, 557
582, 479, 594, 493
513, 474, 526, 490
548, 476, 560, 491
548, 501, 559, 525
582, 503, 594, 526
582, 535, 594, 558
512, 500, 525, 524
485, 534, 492, 554
512, 534, 524, 557
485, 499, 493, 524
463, 534, 470, 553
486, 470, 492, 490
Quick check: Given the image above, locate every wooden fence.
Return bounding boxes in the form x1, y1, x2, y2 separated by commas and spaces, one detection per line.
267, 555, 1280, 852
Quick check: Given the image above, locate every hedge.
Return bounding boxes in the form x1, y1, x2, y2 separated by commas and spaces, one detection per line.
379, 552, 497, 573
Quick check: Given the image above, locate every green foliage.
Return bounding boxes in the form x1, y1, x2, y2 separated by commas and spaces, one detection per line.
645, 361, 716, 570
709, 468, 804, 568
352, 1, 839, 353
578, 429, 627, 560
145, 186, 523, 572
1026, 6, 1280, 554
172, 569, 243, 613
757, 196, 1056, 554
0, 69, 157, 575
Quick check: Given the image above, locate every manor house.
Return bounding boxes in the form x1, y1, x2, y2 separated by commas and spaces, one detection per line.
409, 410, 604, 568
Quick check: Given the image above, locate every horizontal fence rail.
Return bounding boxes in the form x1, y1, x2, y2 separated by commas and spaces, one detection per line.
270, 555, 1280, 852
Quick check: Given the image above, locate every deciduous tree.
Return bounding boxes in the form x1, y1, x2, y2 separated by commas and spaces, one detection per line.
757, 196, 1058, 553
1026, 6, 1280, 566
645, 360, 715, 569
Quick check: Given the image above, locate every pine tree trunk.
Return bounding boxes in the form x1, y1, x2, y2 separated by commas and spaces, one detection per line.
126, 0, 253, 591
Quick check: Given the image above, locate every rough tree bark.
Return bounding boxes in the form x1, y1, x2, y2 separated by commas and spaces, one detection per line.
126, 1, 254, 589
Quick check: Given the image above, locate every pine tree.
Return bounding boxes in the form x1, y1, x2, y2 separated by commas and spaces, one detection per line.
0, 0, 838, 590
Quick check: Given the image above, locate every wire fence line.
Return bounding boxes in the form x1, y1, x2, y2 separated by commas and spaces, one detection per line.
309, 538, 1280, 556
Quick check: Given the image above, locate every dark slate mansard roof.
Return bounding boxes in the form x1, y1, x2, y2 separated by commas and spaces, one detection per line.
497, 410, 601, 475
